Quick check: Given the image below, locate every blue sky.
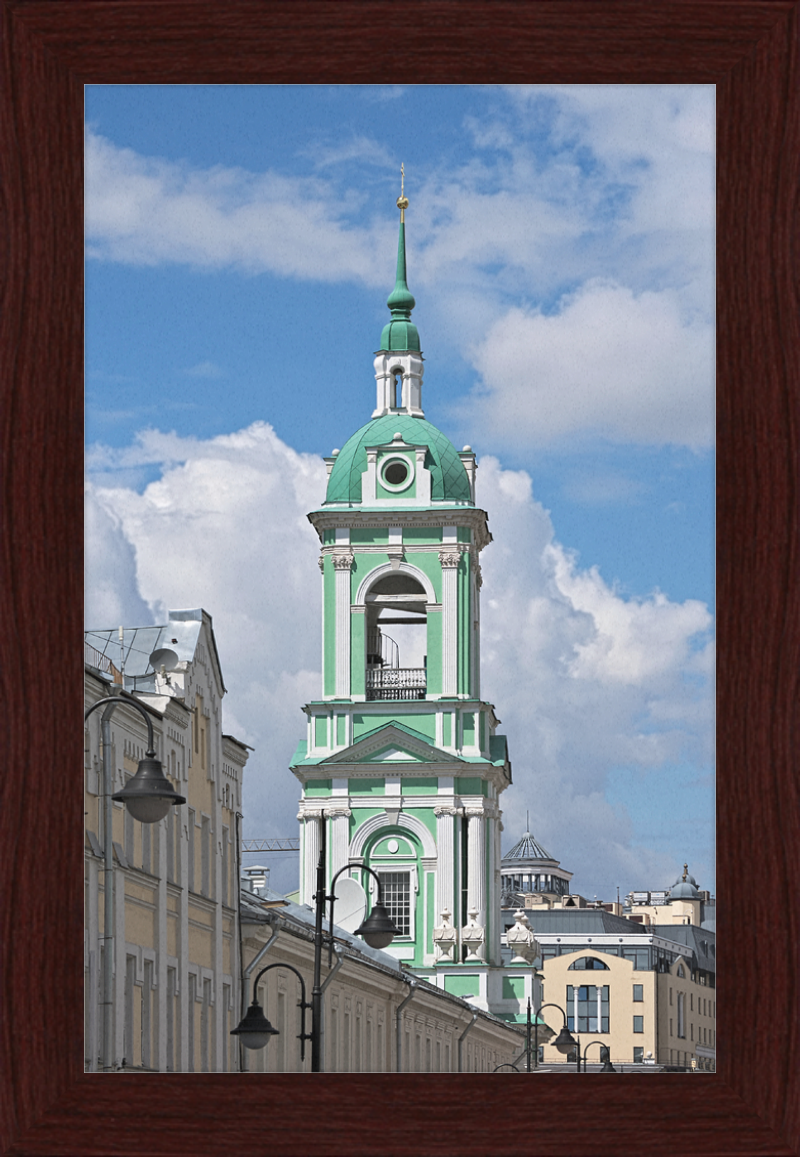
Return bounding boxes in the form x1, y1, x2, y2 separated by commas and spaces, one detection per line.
85, 85, 715, 899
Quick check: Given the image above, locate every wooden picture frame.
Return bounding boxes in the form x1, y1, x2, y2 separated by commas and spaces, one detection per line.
1, 3, 798, 1154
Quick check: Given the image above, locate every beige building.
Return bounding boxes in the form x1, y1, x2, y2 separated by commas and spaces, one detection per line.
84, 609, 249, 1072
238, 885, 526, 1073
508, 905, 716, 1072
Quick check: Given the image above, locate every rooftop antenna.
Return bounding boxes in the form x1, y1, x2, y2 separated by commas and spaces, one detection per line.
118, 625, 125, 686
526, 810, 529, 834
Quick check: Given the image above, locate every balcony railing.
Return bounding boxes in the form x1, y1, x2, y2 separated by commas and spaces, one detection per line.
366, 667, 426, 701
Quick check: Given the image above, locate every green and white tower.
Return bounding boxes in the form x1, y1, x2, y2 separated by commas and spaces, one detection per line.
291, 182, 533, 1014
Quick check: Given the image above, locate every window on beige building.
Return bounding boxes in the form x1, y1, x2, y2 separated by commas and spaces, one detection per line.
201, 815, 211, 897
166, 967, 176, 1072
188, 809, 196, 892
141, 960, 154, 1068
187, 974, 196, 1071
124, 954, 136, 1066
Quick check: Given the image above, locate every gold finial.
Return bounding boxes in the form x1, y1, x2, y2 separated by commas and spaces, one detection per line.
397, 162, 409, 221
682, 862, 688, 881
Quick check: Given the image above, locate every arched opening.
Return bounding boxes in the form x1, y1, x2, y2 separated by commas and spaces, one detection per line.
390, 368, 403, 410
363, 828, 420, 942
365, 572, 427, 700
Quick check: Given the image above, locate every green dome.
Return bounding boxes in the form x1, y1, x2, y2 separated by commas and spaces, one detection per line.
325, 414, 473, 505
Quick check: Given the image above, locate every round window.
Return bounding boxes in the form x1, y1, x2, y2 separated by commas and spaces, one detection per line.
384, 461, 408, 485
380, 454, 414, 491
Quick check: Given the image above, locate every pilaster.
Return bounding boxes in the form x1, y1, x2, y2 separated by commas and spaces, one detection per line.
465, 807, 487, 962
440, 550, 460, 696
333, 553, 354, 697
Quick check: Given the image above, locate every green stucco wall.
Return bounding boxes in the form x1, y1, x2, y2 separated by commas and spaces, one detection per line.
444, 974, 480, 997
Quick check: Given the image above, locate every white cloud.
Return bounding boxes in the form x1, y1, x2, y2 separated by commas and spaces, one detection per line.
85, 488, 155, 628
85, 129, 391, 283
464, 280, 714, 447
85, 86, 714, 449
86, 427, 713, 899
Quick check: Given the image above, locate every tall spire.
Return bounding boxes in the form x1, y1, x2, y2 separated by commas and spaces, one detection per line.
379, 164, 420, 353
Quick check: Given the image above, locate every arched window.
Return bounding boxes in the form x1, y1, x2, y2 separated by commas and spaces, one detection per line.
568, 956, 610, 971
365, 573, 427, 700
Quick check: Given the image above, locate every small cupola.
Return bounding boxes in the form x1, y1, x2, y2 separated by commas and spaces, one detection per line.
373, 166, 425, 419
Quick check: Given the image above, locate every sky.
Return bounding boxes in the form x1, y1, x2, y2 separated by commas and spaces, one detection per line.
85, 84, 715, 901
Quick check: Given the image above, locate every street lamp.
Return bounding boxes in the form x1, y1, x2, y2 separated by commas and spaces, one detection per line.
582, 1040, 616, 1072
231, 962, 312, 1055
232, 813, 400, 1071
84, 694, 186, 1072
533, 1002, 580, 1072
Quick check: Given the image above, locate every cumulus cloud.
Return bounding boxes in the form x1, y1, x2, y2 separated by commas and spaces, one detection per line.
85, 488, 155, 628
464, 280, 714, 447
86, 425, 714, 899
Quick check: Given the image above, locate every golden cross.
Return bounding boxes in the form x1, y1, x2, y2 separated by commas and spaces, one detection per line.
397, 163, 409, 219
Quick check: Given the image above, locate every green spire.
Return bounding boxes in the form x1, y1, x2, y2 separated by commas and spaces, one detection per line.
379, 166, 420, 353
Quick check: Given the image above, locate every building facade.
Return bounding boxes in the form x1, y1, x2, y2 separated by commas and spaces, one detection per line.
238, 885, 525, 1073
84, 608, 248, 1072
503, 903, 716, 1070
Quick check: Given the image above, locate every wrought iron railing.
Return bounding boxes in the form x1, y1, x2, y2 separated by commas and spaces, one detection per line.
366, 667, 426, 701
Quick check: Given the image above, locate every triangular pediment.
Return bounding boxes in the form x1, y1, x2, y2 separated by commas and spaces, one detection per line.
366, 745, 423, 763
321, 722, 463, 766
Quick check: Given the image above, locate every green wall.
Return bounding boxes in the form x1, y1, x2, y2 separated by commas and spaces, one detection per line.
349, 778, 385, 795
305, 779, 332, 796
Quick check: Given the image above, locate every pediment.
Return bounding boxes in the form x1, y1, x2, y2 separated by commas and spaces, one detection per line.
321, 723, 462, 766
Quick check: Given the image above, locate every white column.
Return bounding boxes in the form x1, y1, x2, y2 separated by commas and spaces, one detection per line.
328, 807, 352, 884
333, 553, 354, 697
466, 808, 486, 961
439, 550, 460, 696
434, 806, 457, 922
301, 811, 322, 908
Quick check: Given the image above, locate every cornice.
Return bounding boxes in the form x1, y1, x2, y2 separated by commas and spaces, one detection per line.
309, 508, 492, 552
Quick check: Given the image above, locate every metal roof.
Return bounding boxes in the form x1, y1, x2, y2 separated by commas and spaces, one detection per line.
502, 830, 557, 864
521, 909, 650, 936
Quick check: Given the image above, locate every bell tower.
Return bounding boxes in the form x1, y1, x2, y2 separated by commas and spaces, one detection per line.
291, 177, 533, 1017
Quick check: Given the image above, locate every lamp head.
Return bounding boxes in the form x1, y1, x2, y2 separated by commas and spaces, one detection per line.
553, 1024, 578, 1054
230, 1000, 280, 1051
112, 751, 186, 823
354, 902, 400, 950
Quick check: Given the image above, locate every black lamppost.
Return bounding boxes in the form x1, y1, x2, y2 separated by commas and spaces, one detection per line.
582, 1040, 616, 1072
232, 815, 400, 1071
84, 694, 185, 1072
231, 962, 313, 1056
533, 1001, 580, 1071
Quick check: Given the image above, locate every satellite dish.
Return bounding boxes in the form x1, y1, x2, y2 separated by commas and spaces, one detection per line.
333, 877, 367, 934
149, 647, 180, 672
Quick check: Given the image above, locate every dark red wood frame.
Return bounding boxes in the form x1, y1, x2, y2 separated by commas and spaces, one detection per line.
1, 3, 798, 1154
